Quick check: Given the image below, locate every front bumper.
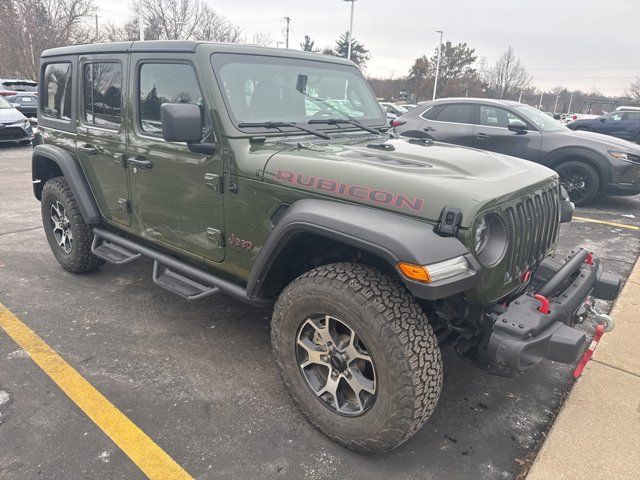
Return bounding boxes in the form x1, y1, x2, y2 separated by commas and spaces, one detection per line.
484, 249, 621, 377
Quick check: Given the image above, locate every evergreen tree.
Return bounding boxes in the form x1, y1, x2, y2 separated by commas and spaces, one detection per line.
332, 31, 370, 67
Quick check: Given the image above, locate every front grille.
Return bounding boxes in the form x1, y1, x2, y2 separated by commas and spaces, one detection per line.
0, 126, 27, 141
503, 182, 560, 283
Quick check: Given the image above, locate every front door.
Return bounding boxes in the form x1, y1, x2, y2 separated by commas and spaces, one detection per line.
76, 54, 130, 226
473, 104, 542, 161
127, 55, 225, 262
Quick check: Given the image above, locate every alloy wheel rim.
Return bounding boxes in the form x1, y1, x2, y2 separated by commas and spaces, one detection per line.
50, 201, 73, 254
558, 166, 591, 203
296, 314, 376, 416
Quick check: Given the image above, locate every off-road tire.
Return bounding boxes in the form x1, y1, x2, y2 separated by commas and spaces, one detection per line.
271, 262, 443, 453
41, 176, 105, 273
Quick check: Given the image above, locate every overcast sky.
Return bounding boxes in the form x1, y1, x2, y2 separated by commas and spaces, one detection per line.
97, 0, 638, 96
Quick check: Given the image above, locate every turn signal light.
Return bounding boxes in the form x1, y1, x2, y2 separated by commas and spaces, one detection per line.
397, 262, 431, 282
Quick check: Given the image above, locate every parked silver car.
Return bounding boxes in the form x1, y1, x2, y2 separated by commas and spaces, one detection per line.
0, 96, 34, 145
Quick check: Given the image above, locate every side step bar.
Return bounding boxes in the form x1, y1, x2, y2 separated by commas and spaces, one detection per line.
92, 227, 271, 306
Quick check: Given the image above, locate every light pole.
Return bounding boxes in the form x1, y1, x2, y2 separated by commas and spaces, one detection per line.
432, 30, 443, 101
343, 0, 356, 61
138, 0, 144, 41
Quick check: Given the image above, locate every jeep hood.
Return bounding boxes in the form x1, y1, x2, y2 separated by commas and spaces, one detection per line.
263, 136, 558, 228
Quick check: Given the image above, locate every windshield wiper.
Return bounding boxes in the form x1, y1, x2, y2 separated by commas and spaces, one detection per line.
308, 117, 380, 135
238, 121, 331, 140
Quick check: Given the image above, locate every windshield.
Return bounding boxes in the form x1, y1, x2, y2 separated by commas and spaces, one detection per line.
515, 105, 568, 132
2, 81, 37, 92
0, 97, 12, 109
211, 53, 386, 130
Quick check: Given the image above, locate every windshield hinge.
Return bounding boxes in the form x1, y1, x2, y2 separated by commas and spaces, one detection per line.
435, 206, 463, 237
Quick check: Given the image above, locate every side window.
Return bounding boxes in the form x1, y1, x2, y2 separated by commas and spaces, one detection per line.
138, 63, 207, 137
420, 105, 440, 120
480, 105, 527, 129
42, 63, 72, 120
622, 112, 640, 121
435, 104, 472, 123
83, 62, 122, 128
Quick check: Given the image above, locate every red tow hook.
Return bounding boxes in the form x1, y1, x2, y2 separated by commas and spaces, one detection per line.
572, 324, 606, 379
585, 251, 594, 265
534, 294, 550, 314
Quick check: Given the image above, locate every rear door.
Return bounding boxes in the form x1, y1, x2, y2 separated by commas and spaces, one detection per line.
76, 54, 130, 226
620, 112, 640, 141
472, 104, 542, 161
421, 103, 476, 147
126, 54, 225, 262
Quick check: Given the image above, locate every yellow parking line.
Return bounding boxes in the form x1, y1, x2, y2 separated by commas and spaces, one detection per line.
572, 216, 639, 231
0, 303, 193, 480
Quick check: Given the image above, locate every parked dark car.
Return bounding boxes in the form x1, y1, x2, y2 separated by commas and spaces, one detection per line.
0, 95, 34, 144
0, 78, 38, 96
5, 92, 38, 117
567, 110, 640, 144
393, 98, 640, 204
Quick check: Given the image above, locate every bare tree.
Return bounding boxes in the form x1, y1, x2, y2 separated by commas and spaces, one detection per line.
108, 0, 241, 42
250, 32, 274, 47
627, 77, 640, 103
484, 46, 531, 99
0, 0, 95, 80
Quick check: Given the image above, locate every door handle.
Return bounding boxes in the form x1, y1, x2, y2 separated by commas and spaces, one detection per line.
423, 126, 436, 132
127, 156, 153, 170
78, 143, 98, 155
474, 133, 490, 140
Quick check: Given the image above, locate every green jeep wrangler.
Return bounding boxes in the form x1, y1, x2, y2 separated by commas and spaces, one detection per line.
32, 41, 620, 453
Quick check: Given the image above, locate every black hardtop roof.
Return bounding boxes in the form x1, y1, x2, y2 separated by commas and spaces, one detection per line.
41, 40, 354, 66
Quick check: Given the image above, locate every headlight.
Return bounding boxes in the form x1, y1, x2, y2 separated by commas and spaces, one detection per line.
608, 150, 640, 164
473, 213, 508, 266
474, 216, 490, 254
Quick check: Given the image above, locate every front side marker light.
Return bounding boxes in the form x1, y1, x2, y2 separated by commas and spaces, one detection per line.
397, 262, 431, 282
397, 256, 469, 284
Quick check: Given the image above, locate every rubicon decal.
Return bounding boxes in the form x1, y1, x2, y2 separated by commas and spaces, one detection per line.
275, 170, 424, 213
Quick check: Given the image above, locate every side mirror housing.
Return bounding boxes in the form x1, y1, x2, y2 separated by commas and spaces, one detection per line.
598, 117, 606, 122
508, 120, 528, 134
161, 103, 203, 143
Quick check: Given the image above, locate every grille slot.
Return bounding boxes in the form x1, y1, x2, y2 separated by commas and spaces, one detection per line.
503, 183, 560, 283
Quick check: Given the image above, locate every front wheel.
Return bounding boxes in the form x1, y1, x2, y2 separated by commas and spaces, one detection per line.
271, 262, 443, 453
41, 177, 105, 273
556, 160, 600, 205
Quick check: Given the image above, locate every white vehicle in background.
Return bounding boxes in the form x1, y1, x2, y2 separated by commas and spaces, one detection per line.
616, 105, 640, 112
379, 102, 408, 117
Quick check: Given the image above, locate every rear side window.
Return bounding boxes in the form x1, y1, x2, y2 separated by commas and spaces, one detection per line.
435, 104, 472, 123
624, 112, 640, 121
83, 62, 122, 128
42, 63, 72, 121
138, 63, 206, 136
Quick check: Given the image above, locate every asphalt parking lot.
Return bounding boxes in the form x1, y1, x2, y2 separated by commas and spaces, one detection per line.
1, 144, 639, 480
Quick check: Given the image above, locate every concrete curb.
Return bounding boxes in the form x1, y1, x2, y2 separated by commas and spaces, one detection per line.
526, 258, 640, 480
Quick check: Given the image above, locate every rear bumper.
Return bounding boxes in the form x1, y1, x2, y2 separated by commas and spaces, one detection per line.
484, 249, 621, 377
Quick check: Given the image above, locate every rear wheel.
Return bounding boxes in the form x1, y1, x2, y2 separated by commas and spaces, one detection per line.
271, 262, 442, 453
41, 177, 105, 273
555, 160, 600, 205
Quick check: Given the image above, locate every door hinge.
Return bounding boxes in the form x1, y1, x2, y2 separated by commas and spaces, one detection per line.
117, 198, 131, 214
113, 153, 126, 168
206, 228, 224, 247
204, 173, 223, 193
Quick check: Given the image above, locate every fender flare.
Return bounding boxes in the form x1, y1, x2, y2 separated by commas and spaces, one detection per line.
32, 144, 101, 224
246, 199, 478, 301
542, 146, 612, 184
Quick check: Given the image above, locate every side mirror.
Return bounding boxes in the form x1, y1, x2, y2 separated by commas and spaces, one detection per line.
508, 120, 528, 134
598, 117, 606, 122
161, 103, 203, 143
161, 103, 215, 154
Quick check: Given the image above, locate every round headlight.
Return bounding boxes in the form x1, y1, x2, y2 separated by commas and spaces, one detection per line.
474, 215, 490, 254
473, 213, 508, 266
